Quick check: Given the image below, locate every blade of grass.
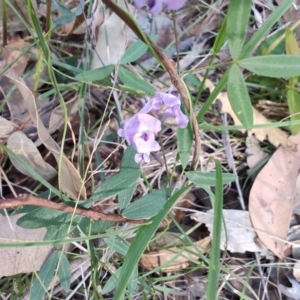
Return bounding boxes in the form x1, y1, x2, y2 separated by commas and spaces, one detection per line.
206, 160, 223, 299
113, 185, 191, 300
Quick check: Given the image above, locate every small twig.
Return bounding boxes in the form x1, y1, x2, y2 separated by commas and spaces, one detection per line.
0, 195, 144, 224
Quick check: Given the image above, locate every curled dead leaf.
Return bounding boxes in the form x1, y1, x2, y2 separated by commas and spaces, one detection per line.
0, 116, 17, 137
6, 71, 86, 200
249, 133, 300, 258
139, 236, 211, 272
7, 131, 57, 181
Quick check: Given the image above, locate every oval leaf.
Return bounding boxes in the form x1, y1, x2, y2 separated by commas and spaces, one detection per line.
177, 125, 193, 170
227, 64, 253, 129
186, 171, 237, 186
121, 40, 148, 64
239, 55, 300, 78
118, 66, 155, 94
122, 189, 168, 220
75, 64, 115, 82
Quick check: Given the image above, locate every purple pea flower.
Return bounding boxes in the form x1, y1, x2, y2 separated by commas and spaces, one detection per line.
140, 89, 189, 128
118, 113, 161, 163
134, 0, 185, 15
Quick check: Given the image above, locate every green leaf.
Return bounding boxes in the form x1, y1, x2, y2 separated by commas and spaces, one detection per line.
239, 55, 300, 78
226, 0, 252, 59
227, 64, 253, 129
206, 160, 223, 300
118, 66, 155, 94
57, 252, 71, 292
285, 28, 300, 135
186, 171, 237, 186
113, 186, 191, 300
92, 172, 139, 200
240, 0, 295, 59
122, 189, 168, 220
104, 237, 129, 256
121, 40, 148, 64
30, 251, 59, 300
92, 146, 140, 200
102, 266, 138, 295
118, 184, 137, 211
75, 64, 115, 82
213, 17, 227, 54
17, 208, 71, 229
177, 125, 193, 170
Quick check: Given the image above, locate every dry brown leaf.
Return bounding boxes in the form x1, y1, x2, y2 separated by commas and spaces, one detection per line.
7, 131, 57, 181
0, 213, 53, 277
0, 116, 17, 137
197, 75, 297, 151
191, 210, 270, 254
6, 71, 86, 200
249, 133, 300, 258
139, 236, 211, 272
91, 0, 127, 68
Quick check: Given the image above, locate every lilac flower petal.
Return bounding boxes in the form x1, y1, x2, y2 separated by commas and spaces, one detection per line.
164, 0, 185, 10
135, 153, 150, 163
139, 97, 162, 114
155, 92, 180, 107
150, 0, 164, 15
133, 132, 160, 153
134, 0, 149, 8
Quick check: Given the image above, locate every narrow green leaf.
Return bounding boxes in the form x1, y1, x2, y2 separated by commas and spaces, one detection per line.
118, 66, 155, 94
57, 252, 71, 292
113, 186, 191, 300
177, 125, 193, 170
122, 189, 168, 220
75, 64, 115, 82
239, 55, 300, 78
213, 17, 227, 54
30, 251, 59, 300
285, 28, 299, 55
240, 0, 295, 59
285, 28, 300, 135
102, 266, 138, 295
227, 65, 253, 129
104, 237, 129, 256
206, 160, 223, 300
121, 40, 148, 64
226, 0, 252, 59
186, 171, 237, 186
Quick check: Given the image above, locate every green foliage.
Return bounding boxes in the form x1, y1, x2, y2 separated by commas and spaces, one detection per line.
92, 146, 140, 200
57, 252, 71, 292
122, 189, 168, 220
30, 251, 59, 300
118, 66, 156, 93
121, 40, 149, 64
226, 0, 252, 59
75, 64, 115, 82
186, 171, 236, 186
177, 125, 193, 170
227, 64, 253, 129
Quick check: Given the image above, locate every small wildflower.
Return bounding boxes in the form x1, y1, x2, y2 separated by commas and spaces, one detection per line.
118, 113, 161, 163
140, 89, 189, 128
134, 0, 185, 15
